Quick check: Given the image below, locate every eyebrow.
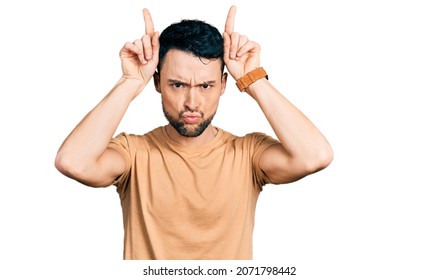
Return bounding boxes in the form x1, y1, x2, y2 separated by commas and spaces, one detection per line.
167, 79, 217, 86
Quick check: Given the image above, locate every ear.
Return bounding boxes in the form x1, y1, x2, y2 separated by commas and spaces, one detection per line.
220, 72, 228, 96
153, 71, 161, 93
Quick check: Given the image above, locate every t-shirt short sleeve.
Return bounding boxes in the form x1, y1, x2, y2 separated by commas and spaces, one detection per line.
246, 132, 280, 188
108, 132, 133, 188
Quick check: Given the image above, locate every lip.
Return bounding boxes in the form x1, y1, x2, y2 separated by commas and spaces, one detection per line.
182, 115, 201, 124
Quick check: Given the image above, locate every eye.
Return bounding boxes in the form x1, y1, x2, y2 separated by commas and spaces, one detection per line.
200, 84, 212, 90
172, 82, 183, 88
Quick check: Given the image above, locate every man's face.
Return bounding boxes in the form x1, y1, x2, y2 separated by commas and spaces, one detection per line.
155, 49, 227, 137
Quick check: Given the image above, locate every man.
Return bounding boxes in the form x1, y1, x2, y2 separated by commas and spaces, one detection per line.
55, 6, 333, 260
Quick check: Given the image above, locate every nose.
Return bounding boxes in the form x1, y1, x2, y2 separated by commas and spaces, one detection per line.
183, 86, 199, 112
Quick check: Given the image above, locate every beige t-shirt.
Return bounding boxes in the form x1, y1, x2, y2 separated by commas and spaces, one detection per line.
108, 126, 279, 260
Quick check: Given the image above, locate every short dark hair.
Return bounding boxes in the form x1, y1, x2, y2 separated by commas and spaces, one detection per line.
158, 19, 224, 73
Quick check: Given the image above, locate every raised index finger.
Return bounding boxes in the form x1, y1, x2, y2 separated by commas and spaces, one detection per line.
143, 8, 155, 36
224, 5, 236, 34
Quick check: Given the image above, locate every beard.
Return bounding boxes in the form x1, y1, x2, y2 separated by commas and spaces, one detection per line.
162, 104, 216, 137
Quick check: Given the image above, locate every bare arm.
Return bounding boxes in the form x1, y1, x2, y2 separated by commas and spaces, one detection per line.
55, 9, 159, 187
247, 79, 333, 184
223, 6, 333, 184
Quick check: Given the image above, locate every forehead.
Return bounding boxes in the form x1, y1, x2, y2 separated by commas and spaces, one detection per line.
160, 49, 223, 79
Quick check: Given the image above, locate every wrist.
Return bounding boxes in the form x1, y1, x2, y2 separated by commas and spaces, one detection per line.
235, 67, 268, 92
116, 77, 147, 100
244, 76, 270, 97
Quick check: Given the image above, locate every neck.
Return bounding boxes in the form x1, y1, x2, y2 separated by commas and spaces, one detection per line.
165, 124, 217, 146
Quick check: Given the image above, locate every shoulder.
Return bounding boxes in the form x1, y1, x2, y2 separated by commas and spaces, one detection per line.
244, 132, 275, 141
218, 128, 279, 149
110, 127, 165, 150
240, 131, 279, 145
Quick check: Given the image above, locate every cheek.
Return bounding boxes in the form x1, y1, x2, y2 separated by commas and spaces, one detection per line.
161, 92, 183, 109
204, 95, 221, 111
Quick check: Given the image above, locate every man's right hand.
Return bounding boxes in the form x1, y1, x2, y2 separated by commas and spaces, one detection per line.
119, 8, 159, 92
55, 8, 160, 187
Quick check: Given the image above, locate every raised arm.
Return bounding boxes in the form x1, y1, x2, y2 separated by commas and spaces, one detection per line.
55, 9, 159, 187
223, 6, 333, 184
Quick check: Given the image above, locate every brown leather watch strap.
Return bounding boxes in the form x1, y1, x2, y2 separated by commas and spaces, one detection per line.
235, 67, 268, 92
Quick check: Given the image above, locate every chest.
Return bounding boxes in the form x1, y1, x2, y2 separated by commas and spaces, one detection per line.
130, 146, 258, 225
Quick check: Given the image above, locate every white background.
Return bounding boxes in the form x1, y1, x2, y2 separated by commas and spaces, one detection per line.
1, 0, 438, 279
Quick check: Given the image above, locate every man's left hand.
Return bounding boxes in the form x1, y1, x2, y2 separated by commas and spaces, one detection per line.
223, 6, 261, 81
